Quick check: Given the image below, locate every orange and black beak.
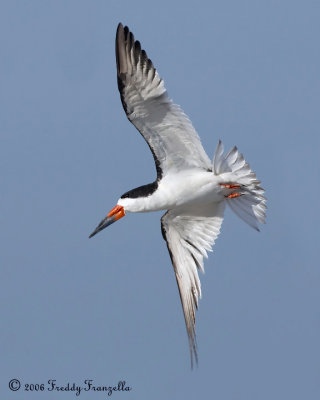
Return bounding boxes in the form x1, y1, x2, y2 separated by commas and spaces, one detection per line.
89, 205, 125, 238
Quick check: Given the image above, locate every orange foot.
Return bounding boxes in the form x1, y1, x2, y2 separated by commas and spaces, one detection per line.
225, 192, 241, 199
220, 183, 241, 189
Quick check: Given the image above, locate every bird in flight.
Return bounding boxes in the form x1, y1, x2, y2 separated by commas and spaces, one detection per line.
89, 23, 266, 366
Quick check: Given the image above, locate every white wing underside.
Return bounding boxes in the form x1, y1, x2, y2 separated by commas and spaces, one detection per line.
161, 201, 226, 366
116, 24, 212, 177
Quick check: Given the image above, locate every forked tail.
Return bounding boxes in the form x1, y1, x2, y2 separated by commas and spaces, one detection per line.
213, 140, 266, 231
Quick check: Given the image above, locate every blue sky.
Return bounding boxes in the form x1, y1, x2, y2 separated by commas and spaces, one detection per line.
1, 1, 319, 399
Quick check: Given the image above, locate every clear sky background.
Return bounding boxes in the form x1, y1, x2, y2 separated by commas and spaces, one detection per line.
1, 1, 319, 399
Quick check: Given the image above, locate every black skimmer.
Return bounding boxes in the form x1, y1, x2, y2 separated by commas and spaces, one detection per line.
89, 23, 266, 366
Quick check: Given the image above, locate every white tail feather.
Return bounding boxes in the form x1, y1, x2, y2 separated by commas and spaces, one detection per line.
213, 140, 266, 231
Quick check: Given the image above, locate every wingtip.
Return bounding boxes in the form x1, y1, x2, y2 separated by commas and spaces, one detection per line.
116, 23, 124, 41
117, 22, 124, 33
190, 343, 199, 370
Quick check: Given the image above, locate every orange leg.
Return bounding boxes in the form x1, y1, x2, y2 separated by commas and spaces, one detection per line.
220, 183, 241, 189
225, 192, 241, 199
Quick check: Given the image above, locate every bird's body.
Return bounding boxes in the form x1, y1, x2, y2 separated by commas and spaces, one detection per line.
118, 169, 227, 212
90, 23, 266, 366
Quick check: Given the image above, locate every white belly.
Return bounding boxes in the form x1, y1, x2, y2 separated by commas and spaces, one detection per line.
158, 170, 223, 208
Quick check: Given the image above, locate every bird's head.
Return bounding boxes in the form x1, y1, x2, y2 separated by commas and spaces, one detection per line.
89, 204, 125, 238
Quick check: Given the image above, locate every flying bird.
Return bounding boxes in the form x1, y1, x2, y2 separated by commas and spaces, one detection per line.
89, 23, 266, 366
